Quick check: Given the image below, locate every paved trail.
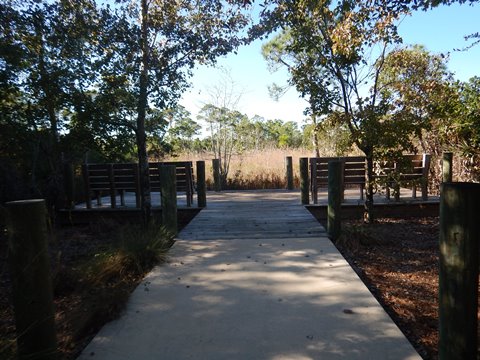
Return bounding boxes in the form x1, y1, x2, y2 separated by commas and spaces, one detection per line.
79, 190, 420, 360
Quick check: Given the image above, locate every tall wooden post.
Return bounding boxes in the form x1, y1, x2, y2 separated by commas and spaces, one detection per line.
196, 160, 207, 208
339, 158, 345, 203
300, 157, 309, 204
160, 165, 178, 236
5, 199, 58, 360
439, 182, 480, 360
81, 164, 92, 209
311, 159, 318, 204
63, 162, 75, 210
327, 160, 343, 241
108, 163, 116, 208
212, 159, 221, 192
133, 163, 141, 208
421, 154, 431, 201
285, 156, 294, 190
443, 152, 453, 183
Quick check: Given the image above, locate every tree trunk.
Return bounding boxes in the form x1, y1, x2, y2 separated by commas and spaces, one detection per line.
35, 14, 62, 207
137, 0, 151, 222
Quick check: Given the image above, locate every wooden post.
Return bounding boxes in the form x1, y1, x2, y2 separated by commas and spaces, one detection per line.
439, 182, 480, 360
339, 158, 345, 203
185, 163, 193, 207
81, 164, 91, 209
5, 199, 58, 360
196, 160, 207, 208
120, 190, 126, 207
300, 157, 309, 204
443, 152, 453, 183
96, 191, 102, 206
394, 161, 400, 202
311, 159, 318, 204
421, 154, 431, 201
212, 159, 221, 192
134, 163, 141, 208
63, 162, 75, 210
160, 165, 178, 236
285, 156, 294, 190
327, 160, 343, 241
108, 163, 116, 209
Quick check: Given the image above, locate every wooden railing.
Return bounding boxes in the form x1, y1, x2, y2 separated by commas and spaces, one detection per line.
309, 156, 366, 204
81, 161, 194, 209
309, 154, 431, 203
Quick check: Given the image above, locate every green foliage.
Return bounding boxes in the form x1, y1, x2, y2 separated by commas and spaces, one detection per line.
165, 106, 201, 154
302, 115, 352, 156
0, 0, 255, 205
452, 77, 480, 157
199, 106, 304, 152
377, 45, 480, 186
259, 1, 478, 220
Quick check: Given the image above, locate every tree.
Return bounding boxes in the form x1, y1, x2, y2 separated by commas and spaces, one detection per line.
377, 45, 460, 192
262, 119, 302, 148
165, 106, 201, 154
260, 0, 420, 222
198, 104, 246, 187
0, 0, 104, 204
262, 30, 328, 156
198, 68, 247, 187
234, 115, 266, 151
1, 0, 255, 213
95, 0, 253, 220
302, 115, 352, 156
448, 77, 480, 181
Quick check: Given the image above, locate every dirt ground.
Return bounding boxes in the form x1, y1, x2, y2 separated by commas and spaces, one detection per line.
336, 217, 440, 359
0, 216, 451, 359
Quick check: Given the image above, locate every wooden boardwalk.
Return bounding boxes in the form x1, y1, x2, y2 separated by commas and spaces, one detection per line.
181, 190, 327, 240
79, 190, 420, 360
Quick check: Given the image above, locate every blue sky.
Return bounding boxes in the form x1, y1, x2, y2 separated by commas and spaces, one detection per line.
179, 3, 480, 125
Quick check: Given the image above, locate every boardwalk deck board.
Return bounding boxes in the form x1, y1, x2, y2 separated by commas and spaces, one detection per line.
78, 190, 421, 360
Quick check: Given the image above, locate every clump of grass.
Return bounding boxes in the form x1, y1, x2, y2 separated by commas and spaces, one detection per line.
55, 222, 175, 353
84, 222, 175, 285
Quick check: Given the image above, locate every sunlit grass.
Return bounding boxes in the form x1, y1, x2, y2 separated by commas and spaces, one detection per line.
166, 148, 313, 190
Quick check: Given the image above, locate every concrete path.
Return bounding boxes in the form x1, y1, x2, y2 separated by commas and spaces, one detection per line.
78, 190, 421, 360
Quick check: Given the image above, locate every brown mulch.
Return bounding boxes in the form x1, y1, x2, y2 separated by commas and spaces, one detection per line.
335, 217, 439, 360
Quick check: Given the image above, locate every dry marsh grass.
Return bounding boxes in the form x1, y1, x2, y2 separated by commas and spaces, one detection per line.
166, 148, 313, 190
